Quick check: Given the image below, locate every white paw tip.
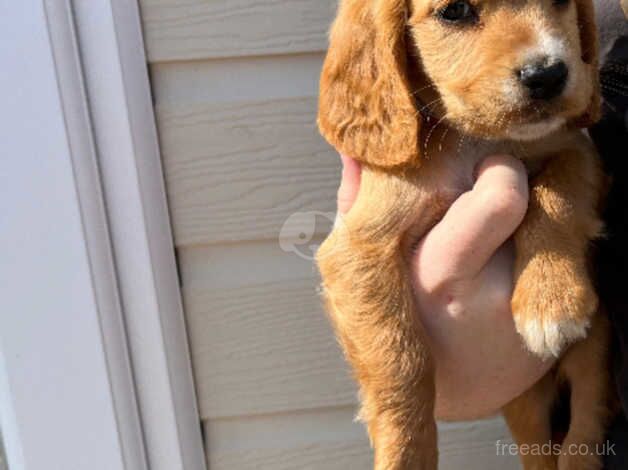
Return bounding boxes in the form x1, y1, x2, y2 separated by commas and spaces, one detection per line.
516, 316, 590, 359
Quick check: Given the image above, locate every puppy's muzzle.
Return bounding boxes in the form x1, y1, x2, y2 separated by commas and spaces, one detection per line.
517, 58, 569, 101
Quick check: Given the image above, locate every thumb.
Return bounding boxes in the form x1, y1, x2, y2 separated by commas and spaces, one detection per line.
337, 154, 361, 215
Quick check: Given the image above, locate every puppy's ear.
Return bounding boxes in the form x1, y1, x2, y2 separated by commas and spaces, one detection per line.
318, 0, 421, 168
574, 0, 601, 127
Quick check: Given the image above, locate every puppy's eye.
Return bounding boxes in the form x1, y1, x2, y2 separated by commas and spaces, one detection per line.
553, 0, 569, 6
438, 0, 477, 23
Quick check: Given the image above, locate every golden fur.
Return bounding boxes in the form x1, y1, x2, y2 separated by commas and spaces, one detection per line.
316, 0, 611, 468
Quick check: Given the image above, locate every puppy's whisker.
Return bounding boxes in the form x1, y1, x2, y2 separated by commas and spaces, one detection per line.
438, 126, 450, 153
602, 99, 619, 114
416, 97, 444, 117
412, 83, 438, 95
423, 114, 449, 160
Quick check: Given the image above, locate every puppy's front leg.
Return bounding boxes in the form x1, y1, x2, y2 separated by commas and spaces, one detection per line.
512, 147, 602, 359
317, 204, 437, 469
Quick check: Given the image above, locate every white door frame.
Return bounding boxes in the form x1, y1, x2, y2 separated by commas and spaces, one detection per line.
0, 1, 206, 469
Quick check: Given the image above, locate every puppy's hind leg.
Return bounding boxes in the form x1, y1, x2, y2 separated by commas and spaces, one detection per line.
557, 315, 611, 470
502, 373, 558, 470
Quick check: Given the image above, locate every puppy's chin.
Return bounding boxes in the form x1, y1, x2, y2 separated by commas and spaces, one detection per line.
505, 116, 566, 141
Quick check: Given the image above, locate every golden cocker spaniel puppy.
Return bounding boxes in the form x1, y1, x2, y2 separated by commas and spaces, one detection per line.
316, 0, 612, 468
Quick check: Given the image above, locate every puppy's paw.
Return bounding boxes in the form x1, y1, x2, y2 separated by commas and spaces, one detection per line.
513, 313, 589, 359
512, 260, 597, 359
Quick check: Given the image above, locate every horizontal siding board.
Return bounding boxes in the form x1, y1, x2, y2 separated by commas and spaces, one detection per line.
139, 0, 336, 62
205, 407, 370, 470
157, 96, 339, 246
204, 409, 520, 470
182, 243, 356, 418
150, 53, 324, 106
179, 239, 324, 291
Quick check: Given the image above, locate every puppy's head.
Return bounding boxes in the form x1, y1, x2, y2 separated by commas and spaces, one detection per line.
318, 0, 600, 167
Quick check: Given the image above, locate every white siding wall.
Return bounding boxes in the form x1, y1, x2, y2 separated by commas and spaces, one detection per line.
138, 1, 521, 468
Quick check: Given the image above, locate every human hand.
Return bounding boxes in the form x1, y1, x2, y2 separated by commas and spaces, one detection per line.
337, 154, 555, 421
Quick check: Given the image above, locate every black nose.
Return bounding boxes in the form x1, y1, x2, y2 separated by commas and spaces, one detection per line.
518, 60, 569, 101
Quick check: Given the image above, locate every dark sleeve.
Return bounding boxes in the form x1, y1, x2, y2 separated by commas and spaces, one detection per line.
589, 36, 628, 469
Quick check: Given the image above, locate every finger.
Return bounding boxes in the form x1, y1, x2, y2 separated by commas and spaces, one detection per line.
416, 155, 529, 283
337, 154, 362, 215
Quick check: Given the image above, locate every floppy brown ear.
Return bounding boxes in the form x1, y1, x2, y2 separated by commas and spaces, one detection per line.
318, 0, 421, 168
574, 0, 602, 127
